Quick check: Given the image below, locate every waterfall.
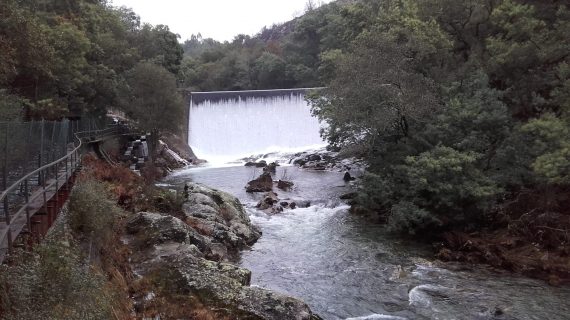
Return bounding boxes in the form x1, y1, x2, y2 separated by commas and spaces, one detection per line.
188, 88, 326, 164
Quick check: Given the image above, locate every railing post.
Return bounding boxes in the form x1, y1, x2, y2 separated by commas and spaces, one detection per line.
24, 179, 31, 233
50, 122, 56, 179
3, 193, 11, 251
2, 124, 7, 192
38, 120, 45, 186
54, 162, 59, 224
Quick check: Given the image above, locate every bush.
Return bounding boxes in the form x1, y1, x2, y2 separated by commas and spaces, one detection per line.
68, 179, 119, 246
0, 242, 116, 320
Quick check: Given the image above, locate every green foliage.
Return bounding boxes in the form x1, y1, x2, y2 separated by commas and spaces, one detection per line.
69, 179, 119, 246
302, 0, 570, 236
0, 90, 28, 121
0, 242, 116, 320
398, 147, 500, 217
0, 0, 184, 121
122, 62, 185, 133
519, 114, 570, 184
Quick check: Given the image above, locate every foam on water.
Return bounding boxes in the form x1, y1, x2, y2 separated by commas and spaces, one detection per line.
188, 90, 326, 164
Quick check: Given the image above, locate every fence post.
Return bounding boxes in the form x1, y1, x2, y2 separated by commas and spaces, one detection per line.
2, 124, 7, 192
24, 179, 31, 234
50, 122, 56, 179
38, 120, 45, 186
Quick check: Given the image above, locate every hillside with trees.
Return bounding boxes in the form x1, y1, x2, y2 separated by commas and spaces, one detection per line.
0, 0, 184, 133
182, 0, 570, 281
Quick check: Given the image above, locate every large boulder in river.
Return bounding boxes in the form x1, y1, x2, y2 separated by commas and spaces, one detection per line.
246, 172, 273, 192
182, 182, 261, 254
140, 248, 321, 320
126, 210, 320, 320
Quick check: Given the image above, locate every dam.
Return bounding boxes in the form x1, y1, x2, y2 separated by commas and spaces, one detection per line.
188, 88, 326, 164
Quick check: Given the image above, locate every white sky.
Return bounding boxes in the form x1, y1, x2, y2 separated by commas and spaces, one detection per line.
110, 0, 332, 42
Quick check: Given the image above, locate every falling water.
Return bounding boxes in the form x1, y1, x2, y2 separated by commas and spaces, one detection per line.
188, 88, 326, 164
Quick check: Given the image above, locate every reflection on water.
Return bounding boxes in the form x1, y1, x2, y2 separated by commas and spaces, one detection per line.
166, 165, 570, 320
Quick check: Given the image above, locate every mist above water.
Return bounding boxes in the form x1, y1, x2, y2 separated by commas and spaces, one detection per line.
188, 90, 326, 165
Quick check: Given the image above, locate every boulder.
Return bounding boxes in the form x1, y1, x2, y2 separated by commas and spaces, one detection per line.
343, 172, 356, 182
183, 182, 262, 252
246, 172, 273, 193
307, 154, 322, 162
255, 160, 268, 168
126, 212, 211, 255
257, 191, 280, 210
263, 162, 279, 173
302, 161, 327, 171
141, 251, 320, 320
277, 180, 294, 190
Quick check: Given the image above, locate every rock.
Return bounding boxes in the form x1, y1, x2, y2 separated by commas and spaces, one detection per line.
280, 201, 289, 207
255, 160, 267, 168
126, 212, 211, 255
307, 154, 322, 162
302, 161, 327, 171
140, 251, 320, 320
277, 179, 294, 190
127, 183, 320, 320
295, 200, 311, 208
246, 172, 273, 192
263, 162, 279, 173
244, 161, 256, 167
183, 182, 262, 254
343, 172, 356, 182
256, 191, 287, 214
290, 202, 297, 209
257, 191, 279, 210
293, 158, 307, 166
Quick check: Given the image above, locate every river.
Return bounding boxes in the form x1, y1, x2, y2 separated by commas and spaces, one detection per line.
165, 163, 570, 320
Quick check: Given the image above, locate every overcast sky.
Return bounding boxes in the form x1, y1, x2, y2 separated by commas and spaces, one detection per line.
110, 0, 332, 42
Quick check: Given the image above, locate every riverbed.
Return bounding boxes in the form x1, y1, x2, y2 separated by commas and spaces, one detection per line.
165, 164, 570, 320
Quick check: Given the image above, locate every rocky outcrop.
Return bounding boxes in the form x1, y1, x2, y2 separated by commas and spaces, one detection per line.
256, 191, 302, 214
290, 149, 366, 174
245, 160, 268, 168
263, 162, 279, 173
161, 132, 197, 163
138, 249, 321, 320
277, 179, 294, 190
125, 183, 321, 320
182, 182, 261, 255
246, 172, 274, 192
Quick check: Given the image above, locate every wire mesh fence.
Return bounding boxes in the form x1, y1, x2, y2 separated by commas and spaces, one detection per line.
0, 117, 114, 260
0, 118, 111, 223
0, 118, 105, 193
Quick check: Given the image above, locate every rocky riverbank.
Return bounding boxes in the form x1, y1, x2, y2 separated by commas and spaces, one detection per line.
126, 181, 322, 319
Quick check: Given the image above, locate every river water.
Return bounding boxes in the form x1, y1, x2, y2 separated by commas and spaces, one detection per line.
165, 164, 570, 320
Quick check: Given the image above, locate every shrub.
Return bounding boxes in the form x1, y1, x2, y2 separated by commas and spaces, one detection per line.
0, 242, 116, 320
68, 179, 119, 246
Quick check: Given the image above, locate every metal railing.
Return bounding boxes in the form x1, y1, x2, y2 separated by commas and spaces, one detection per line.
0, 122, 120, 261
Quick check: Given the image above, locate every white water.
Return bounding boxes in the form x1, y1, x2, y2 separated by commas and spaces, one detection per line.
188, 92, 326, 165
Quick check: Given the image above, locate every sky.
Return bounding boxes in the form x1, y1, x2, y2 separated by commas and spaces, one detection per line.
109, 0, 332, 42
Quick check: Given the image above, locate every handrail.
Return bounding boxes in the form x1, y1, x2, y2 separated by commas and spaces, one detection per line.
0, 125, 120, 260
0, 126, 116, 202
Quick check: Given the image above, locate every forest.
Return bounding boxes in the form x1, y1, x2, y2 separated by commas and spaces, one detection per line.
0, 0, 184, 132
181, 0, 570, 278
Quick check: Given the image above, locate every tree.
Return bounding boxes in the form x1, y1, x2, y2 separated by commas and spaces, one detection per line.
122, 62, 184, 134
